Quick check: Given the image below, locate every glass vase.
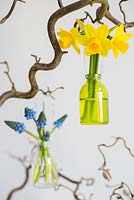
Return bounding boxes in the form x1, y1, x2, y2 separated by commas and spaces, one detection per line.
32, 143, 58, 188
80, 73, 109, 125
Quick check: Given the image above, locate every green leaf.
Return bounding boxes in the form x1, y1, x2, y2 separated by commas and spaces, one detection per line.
44, 161, 51, 182
44, 148, 51, 182
51, 165, 58, 182
38, 111, 46, 121
32, 163, 41, 184
4, 121, 17, 130
32, 148, 43, 184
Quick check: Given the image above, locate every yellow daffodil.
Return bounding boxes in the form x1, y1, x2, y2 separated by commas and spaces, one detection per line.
78, 23, 111, 56
111, 24, 132, 58
57, 28, 80, 54
76, 18, 85, 31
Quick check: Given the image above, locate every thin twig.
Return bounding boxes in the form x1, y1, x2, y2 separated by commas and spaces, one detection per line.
0, 0, 110, 107
31, 54, 41, 63
6, 154, 31, 200
74, 11, 96, 29
57, 0, 64, 8
0, 61, 15, 90
0, 0, 26, 24
0, 0, 134, 106
119, 0, 128, 24
98, 137, 134, 181
58, 172, 95, 200
110, 182, 134, 200
38, 86, 64, 100
6, 156, 95, 200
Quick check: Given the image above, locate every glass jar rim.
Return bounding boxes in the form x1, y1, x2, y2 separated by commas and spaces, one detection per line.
85, 73, 101, 80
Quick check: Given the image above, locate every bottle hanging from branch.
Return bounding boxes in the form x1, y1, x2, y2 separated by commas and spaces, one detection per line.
80, 54, 109, 125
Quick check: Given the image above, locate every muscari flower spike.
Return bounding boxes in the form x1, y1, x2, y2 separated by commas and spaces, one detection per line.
43, 131, 50, 141
53, 114, 68, 128
4, 121, 25, 134
36, 111, 47, 128
24, 107, 36, 120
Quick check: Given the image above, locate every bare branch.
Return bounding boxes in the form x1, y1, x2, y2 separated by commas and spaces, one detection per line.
0, 0, 110, 107
6, 165, 31, 200
31, 54, 41, 63
0, 0, 134, 107
105, 1, 134, 29
119, 0, 128, 24
110, 182, 134, 200
74, 11, 97, 29
38, 86, 64, 100
58, 172, 95, 200
0, 0, 26, 24
0, 61, 15, 90
57, 0, 64, 8
98, 137, 134, 181
6, 154, 95, 200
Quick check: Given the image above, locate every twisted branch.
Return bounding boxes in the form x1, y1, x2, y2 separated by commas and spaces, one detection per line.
56, 172, 95, 200
0, 0, 26, 24
98, 137, 134, 181
38, 86, 64, 100
119, 0, 128, 24
6, 155, 31, 200
0, 61, 15, 90
0, 0, 134, 107
110, 182, 134, 200
106, 0, 134, 28
6, 154, 95, 200
0, 0, 110, 107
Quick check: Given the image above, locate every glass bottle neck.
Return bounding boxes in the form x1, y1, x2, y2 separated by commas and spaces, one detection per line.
85, 73, 101, 80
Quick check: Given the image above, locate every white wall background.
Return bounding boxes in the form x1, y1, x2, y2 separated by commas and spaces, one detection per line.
0, 0, 134, 199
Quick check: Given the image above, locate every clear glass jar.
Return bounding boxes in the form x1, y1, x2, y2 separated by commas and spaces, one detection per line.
32, 143, 58, 188
80, 73, 109, 125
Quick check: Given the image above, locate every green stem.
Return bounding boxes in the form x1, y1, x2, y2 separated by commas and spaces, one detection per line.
24, 129, 41, 142
89, 54, 99, 75
94, 54, 99, 74
89, 55, 94, 74
50, 126, 56, 136
88, 54, 99, 98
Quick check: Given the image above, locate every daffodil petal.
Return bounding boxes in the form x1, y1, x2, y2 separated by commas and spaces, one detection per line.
58, 38, 72, 49
84, 24, 96, 38
115, 24, 124, 37
57, 28, 70, 37
70, 27, 80, 40
77, 35, 89, 46
84, 46, 92, 56
112, 46, 119, 58
100, 40, 111, 56
72, 42, 80, 54
96, 24, 109, 38
84, 44, 99, 56
121, 33, 132, 41
112, 39, 129, 53
117, 41, 129, 53
76, 19, 85, 31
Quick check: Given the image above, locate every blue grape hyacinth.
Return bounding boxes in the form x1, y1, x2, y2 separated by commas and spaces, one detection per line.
15, 122, 25, 133
36, 111, 47, 128
4, 121, 25, 134
43, 131, 50, 141
24, 107, 36, 120
53, 114, 68, 128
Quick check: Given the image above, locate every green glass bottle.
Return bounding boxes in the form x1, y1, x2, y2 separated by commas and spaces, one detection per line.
80, 74, 109, 125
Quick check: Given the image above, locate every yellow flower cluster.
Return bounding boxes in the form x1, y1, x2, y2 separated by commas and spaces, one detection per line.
57, 22, 132, 58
